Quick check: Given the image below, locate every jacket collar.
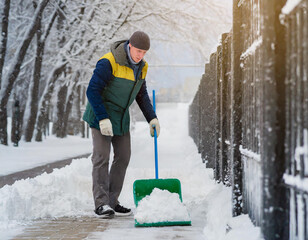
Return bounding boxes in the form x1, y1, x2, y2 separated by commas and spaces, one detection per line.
110, 40, 145, 69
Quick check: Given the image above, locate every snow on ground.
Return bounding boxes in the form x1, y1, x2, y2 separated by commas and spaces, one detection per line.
0, 132, 92, 176
0, 103, 263, 240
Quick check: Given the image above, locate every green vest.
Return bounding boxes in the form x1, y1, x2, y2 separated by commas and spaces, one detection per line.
83, 51, 148, 136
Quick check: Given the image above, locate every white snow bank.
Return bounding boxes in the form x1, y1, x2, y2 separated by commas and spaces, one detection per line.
134, 188, 190, 224
202, 184, 263, 240
0, 157, 93, 222
224, 215, 263, 240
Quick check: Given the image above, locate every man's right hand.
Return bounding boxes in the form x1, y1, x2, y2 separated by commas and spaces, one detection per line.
99, 119, 113, 136
149, 118, 160, 137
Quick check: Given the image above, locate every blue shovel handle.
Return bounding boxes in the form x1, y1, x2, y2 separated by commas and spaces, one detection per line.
153, 126, 158, 179
152, 90, 159, 179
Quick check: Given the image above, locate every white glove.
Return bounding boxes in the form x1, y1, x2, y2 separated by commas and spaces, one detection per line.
99, 119, 113, 136
149, 118, 160, 137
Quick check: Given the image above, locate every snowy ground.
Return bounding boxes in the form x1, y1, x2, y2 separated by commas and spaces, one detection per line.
0, 103, 263, 240
0, 126, 92, 176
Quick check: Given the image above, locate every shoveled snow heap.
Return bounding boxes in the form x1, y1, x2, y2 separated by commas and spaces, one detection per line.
134, 188, 190, 224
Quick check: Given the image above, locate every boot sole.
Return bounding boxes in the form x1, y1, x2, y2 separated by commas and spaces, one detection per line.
100, 214, 115, 219
115, 211, 133, 217
96, 210, 115, 219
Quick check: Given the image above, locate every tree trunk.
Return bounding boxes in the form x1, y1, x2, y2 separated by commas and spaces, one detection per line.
35, 61, 67, 142
0, 0, 10, 89
0, 0, 11, 145
75, 85, 83, 136
61, 85, 73, 138
0, 0, 50, 145
62, 72, 80, 137
11, 99, 21, 146
24, 21, 42, 142
54, 83, 68, 138
24, 9, 57, 142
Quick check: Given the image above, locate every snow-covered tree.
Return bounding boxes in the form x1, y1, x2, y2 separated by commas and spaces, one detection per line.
0, 0, 231, 145
0, 0, 50, 145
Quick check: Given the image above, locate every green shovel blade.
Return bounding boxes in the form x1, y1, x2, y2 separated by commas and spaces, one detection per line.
133, 178, 183, 206
133, 178, 191, 227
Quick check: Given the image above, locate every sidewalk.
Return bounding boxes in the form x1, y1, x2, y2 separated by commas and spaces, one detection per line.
11, 216, 111, 240
11, 216, 105, 240
11, 215, 202, 240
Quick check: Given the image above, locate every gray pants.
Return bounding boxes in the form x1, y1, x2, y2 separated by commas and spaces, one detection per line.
91, 128, 131, 210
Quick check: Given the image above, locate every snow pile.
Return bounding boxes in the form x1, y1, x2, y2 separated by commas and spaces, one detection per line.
134, 188, 190, 224
202, 183, 263, 240
0, 157, 93, 222
223, 215, 263, 240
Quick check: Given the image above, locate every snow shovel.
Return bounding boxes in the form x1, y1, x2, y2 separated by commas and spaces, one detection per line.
133, 90, 191, 227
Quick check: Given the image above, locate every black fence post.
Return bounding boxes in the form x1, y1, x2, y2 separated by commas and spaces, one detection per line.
215, 45, 222, 182
220, 33, 231, 185
231, 0, 243, 217
207, 53, 217, 168
261, 0, 288, 239
200, 71, 207, 163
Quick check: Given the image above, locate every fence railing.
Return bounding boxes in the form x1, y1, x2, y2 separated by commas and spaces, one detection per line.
189, 0, 308, 239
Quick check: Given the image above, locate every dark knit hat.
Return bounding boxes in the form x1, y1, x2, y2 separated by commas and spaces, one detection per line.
129, 31, 150, 50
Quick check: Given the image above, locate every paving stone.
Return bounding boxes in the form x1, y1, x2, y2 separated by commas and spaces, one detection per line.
11, 216, 109, 239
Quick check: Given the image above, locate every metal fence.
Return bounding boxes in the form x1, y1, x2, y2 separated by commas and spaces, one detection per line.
283, 1, 308, 239
189, 0, 308, 239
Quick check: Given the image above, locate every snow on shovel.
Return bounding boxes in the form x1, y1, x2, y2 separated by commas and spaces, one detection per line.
133, 90, 191, 227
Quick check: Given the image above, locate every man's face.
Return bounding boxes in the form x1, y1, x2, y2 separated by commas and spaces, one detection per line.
129, 43, 147, 63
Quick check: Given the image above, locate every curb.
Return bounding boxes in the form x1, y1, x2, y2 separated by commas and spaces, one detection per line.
0, 153, 91, 188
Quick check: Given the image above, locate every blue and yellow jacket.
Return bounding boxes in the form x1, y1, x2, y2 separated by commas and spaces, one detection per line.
83, 40, 157, 135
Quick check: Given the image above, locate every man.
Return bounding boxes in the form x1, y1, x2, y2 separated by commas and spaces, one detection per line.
83, 31, 160, 218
